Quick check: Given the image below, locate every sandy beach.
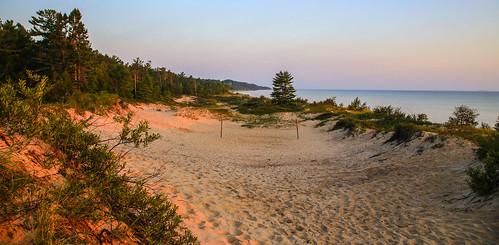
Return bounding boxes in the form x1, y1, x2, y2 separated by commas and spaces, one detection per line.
93, 104, 498, 244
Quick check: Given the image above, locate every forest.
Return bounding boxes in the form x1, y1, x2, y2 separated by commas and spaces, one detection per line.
0, 8, 229, 103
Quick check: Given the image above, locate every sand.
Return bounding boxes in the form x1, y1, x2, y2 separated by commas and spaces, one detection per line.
93, 104, 499, 244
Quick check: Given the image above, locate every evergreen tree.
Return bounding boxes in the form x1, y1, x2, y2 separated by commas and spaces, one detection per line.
0, 20, 35, 81
1, 8, 229, 102
271, 71, 296, 105
68, 8, 90, 89
131, 57, 143, 99
30, 9, 71, 77
495, 116, 499, 131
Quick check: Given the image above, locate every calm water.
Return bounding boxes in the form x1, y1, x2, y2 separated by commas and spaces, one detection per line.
237, 89, 499, 125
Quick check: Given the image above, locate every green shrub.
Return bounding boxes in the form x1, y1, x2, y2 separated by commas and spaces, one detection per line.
0, 77, 196, 243
386, 123, 420, 143
347, 97, 368, 111
331, 117, 359, 135
0, 72, 46, 147
467, 134, 499, 195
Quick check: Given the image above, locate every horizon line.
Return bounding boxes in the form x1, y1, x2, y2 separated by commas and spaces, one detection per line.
249, 88, 499, 93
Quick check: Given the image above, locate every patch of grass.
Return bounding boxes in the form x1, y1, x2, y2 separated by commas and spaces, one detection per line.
312, 112, 340, 128
241, 114, 285, 128
386, 123, 421, 144
213, 94, 303, 115
331, 117, 361, 135
313, 112, 338, 121
239, 98, 302, 115
68, 91, 120, 114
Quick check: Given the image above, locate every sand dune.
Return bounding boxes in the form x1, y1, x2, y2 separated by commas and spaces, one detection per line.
94, 104, 498, 244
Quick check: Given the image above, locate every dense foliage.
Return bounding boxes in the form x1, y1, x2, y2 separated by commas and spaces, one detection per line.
0, 9, 229, 103
467, 133, 499, 195
0, 75, 196, 243
447, 105, 479, 127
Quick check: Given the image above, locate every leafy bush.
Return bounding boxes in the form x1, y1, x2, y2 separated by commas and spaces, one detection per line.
447, 105, 479, 127
386, 123, 420, 143
0, 72, 46, 146
467, 134, 499, 195
417, 113, 429, 122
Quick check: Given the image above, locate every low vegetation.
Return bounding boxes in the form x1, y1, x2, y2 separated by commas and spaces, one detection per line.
330, 117, 361, 135
386, 123, 420, 144
213, 94, 302, 115
467, 133, 499, 195
306, 99, 498, 196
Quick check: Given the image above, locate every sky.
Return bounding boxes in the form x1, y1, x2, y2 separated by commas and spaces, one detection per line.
1, 0, 499, 91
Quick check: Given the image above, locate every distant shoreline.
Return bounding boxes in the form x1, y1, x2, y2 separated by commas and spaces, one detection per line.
235, 89, 499, 125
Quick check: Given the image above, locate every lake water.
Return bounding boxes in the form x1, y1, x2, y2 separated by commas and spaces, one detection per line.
237, 89, 499, 125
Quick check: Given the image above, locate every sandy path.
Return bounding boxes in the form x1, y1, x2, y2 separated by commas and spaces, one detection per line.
96, 105, 498, 244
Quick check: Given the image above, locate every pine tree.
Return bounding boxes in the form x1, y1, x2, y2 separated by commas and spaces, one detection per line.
0, 20, 35, 81
271, 71, 296, 105
495, 116, 499, 131
30, 9, 70, 77
68, 8, 90, 89
131, 57, 143, 99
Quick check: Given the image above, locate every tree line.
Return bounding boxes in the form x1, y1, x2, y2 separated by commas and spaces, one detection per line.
0, 8, 229, 102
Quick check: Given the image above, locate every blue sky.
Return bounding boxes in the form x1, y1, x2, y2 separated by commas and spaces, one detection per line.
1, 0, 499, 90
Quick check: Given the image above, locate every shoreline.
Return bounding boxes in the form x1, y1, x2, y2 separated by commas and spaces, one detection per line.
234, 89, 499, 125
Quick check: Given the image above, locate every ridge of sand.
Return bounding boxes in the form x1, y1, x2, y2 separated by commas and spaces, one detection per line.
94, 105, 499, 244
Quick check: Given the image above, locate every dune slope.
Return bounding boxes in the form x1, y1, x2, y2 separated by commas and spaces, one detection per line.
96, 105, 498, 244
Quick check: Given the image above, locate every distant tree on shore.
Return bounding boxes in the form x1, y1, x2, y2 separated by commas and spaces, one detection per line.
347, 97, 367, 111
271, 71, 296, 105
417, 113, 428, 122
447, 105, 479, 127
495, 116, 499, 131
